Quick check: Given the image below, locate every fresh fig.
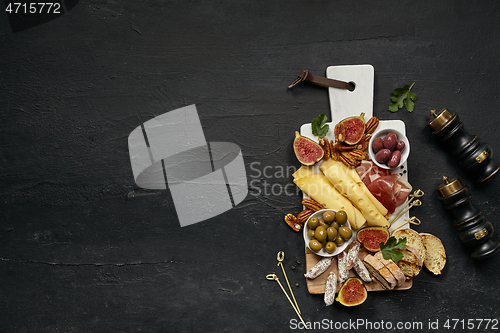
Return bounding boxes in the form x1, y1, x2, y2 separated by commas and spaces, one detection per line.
293, 131, 324, 165
335, 278, 367, 306
356, 226, 390, 252
340, 113, 365, 145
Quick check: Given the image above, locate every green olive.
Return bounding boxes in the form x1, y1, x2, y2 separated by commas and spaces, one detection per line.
326, 227, 338, 241
336, 210, 347, 225
308, 217, 319, 229
319, 219, 329, 228
335, 235, 345, 246
339, 226, 352, 240
315, 226, 327, 242
308, 229, 315, 239
330, 221, 340, 230
309, 239, 322, 252
322, 211, 335, 223
325, 241, 337, 254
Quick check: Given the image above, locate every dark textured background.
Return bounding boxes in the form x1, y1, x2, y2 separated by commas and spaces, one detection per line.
1, 1, 500, 332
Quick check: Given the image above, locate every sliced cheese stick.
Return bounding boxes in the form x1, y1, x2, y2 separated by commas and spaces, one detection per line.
320, 159, 388, 216
292, 165, 316, 180
353, 206, 365, 229
321, 163, 389, 227
346, 167, 388, 216
293, 173, 357, 228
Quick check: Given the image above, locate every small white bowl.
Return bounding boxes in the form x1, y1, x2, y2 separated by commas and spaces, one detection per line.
368, 128, 410, 170
303, 209, 355, 257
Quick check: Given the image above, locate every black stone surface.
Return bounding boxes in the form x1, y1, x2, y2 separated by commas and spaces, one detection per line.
1, 1, 500, 332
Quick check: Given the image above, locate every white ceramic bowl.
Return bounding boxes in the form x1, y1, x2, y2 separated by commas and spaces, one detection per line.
368, 128, 410, 170
303, 209, 355, 257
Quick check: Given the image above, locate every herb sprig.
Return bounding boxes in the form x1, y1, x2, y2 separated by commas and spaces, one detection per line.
311, 113, 329, 139
380, 236, 407, 262
388, 82, 417, 112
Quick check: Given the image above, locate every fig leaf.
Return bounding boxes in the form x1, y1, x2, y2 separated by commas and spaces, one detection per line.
311, 113, 329, 139
388, 82, 417, 112
380, 236, 407, 262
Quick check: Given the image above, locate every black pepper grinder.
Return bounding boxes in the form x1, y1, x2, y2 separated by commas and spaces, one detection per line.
428, 108, 500, 183
437, 175, 500, 259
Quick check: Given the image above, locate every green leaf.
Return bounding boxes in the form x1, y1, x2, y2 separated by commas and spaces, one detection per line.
388, 82, 417, 112
379, 236, 407, 262
311, 113, 329, 139
392, 88, 405, 95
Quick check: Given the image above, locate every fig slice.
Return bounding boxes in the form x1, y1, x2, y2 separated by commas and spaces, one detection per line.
336, 277, 367, 306
339, 113, 365, 145
293, 131, 324, 165
357, 226, 390, 252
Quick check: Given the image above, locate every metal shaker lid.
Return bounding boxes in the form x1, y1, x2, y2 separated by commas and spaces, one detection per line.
437, 175, 465, 197
428, 108, 453, 130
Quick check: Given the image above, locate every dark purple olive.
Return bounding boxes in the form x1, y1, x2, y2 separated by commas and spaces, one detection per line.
396, 140, 406, 151
375, 148, 392, 163
372, 137, 384, 153
388, 150, 402, 168
383, 132, 398, 150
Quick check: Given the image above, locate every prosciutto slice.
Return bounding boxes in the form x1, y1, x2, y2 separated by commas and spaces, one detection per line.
356, 160, 391, 187
356, 160, 412, 215
366, 174, 412, 215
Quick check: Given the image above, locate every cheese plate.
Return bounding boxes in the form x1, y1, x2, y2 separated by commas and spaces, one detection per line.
299, 65, 412, 293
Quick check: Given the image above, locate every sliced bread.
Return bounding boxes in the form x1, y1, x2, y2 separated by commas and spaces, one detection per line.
420, 233, 446, 275
394, 246, 422, 278
391, 228, 427, 264
363, 254, 397, 290
374, 251, 406, 287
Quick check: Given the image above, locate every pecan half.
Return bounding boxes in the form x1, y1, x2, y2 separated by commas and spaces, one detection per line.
334, 122, 346, 143
334, 142, 355, 151
339, 151, 356, 167
356, 134, 372, 151
331, 148, 340, 161
302, 198, 323, 212
365, 117, 379, 135
322, 138, 331, 160
297, 209, 314, 223
285, 213, 301, 232
349, 149, 368, 160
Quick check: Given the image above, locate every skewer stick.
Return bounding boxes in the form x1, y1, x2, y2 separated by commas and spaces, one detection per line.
389, 199, 422, 227
389, 189, 424, 225
392, 216, 421, 232
266, 274, 307, 328
277, 251, 301, 314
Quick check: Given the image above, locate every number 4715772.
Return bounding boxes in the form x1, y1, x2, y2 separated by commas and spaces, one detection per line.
5, 2, 62, 14
443, 318, 498, 330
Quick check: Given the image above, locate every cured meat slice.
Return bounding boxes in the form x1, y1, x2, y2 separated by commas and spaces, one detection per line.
366, 174, 412, 214
356, 160, 390, 187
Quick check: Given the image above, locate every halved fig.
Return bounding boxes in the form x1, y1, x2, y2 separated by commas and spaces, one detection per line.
357, 226, 390, 252
336, 278, 367, 306
340, 113, 365, 145
293, 131, 324, 165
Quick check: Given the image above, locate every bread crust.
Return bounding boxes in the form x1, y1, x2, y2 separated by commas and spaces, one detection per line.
391, 228, 427, 264
420, 233, 446, 275
363, 254, 397, 290
394, 246, 422, 278
374, 252, 406, 287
